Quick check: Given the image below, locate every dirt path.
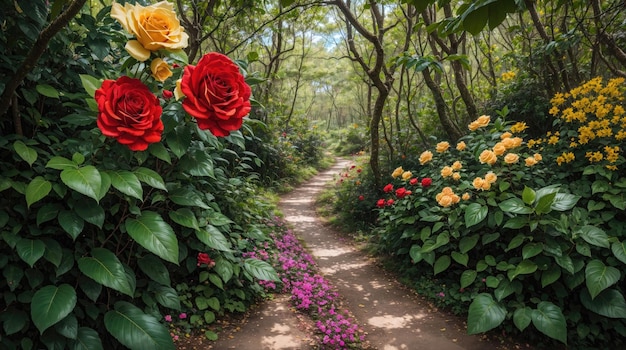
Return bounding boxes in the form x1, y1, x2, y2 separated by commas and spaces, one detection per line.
209, 158, 519, 350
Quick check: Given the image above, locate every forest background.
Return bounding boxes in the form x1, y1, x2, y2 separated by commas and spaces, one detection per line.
1, 0, 625, 349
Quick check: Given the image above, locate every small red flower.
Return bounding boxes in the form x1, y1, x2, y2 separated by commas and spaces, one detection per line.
358, 195, 365, 201
162, 89, 174, 99
386, 199, 395, 206
421, 178, 432, 188
357, 168, 362, 173
376, 199, 385, 208
395, 187, 411, 199
172, 63, 180, 68
409, 178, 418, 186
383, 184, 394, 193
197, 252, 215, 267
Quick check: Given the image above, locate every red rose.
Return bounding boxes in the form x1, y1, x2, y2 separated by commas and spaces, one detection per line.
181, 52, 251, 137
95, 76, 163, 151
376, 199, 385, 208
386, 199, 395, 206
395, 187, 410, 199
162, 89, 174, 100
383, 183, 394, 193
421, 178, 432, 187
358, 195, 364, 201
197, 252, 214, 267
409, 178, 418, 185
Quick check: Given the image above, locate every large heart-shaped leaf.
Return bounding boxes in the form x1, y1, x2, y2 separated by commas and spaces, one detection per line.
580, 288, 626, 319
104, 301, 175, 350
26, 176, 51, 208
134, 167, 167, 191
585, 259, 620, 299
531, 301, 567, 344
464, 203, 488, 227
578, 225, 610, 248
513, 307, 532, 331
31, 284, 77, 334
69, 327, 104, 350
78, 248, 134, 297
58, 210, 84, 240
60, 166, 101, 201
13, 140, 37, 166
460, 270, 477, 289
243, 258, 279, 281
467, 293, 507, 334
611, 241, 626, 264
197, 225, 232, 252
434, 255, 451, 275
125, 211, 179, 264
107, 170, 143, 200
16, 238, 45, 267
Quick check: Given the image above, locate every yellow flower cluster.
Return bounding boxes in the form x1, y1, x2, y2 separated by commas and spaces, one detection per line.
436, 141, 450, 153
441, 161, 462, 180
510, 122, 528, 133
472, 172, 498, 191
542, 77, 625, 170
468, 115, 491, 131
436, 187, 460, 207
501, 71, 516, 82
392, 166, 404, 178
419, 150, 433, 165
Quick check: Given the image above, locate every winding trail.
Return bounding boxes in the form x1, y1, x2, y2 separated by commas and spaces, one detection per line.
210, 158, 516, 350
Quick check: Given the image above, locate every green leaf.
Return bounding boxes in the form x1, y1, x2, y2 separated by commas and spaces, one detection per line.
464, 203, 488, 227
78, 248, 134, 297
541, 265, 561, 288
522, 242, 543, 259
580, 288, 626, 319
70, 327, 104, 350
531, 301, 567, 344
54, 314, 78, 339
134, 167, 167, 191
535, 192, 556, 214
513, 307, 532, 331
467, 293, 507, 334
26, 176, 52, 208
522, 186, 535, 205
60, 166, 102, 201
168, 187, 210, 209
207, 297, 220, 311
79, 74, 102, 98
16, 238, 45, 267
2, 309, 27, 335
4, 264, 24, 292
551, 193, 580, 211
215, 259, 234, 283
208, 273, 224, 290
31, 284, 77, 334
138, 255, 171, 286
148, 143, 171, 164
13, 141, 37, 166
46, 156, 78, 170
506, 234, 526, 251
207, 211, 234, 226
78, 275, 102, 302
153, 285, 181, 310
169, 208, 199, 230
459, 235, 479, 254
166, 125, 191, 159
409, 244, 423, 263
125, 211, 179, 264
611, 241, 626, 264
451, 251, 469, 267
433, 255, 451, 275
578, 225, 610, 248
108, 170, 143, 201
179, 149, 214, 177
197, 225, 232, 251
585, 259, 620, 300
74, 200, 104, 228
104, 301, 175, 350
499, 198, 533, 214
460, 270, 477, 289
507, 260, 537, 281
36, 84, 60, 99
243, 259, 279, 281
58, 210, 84, 240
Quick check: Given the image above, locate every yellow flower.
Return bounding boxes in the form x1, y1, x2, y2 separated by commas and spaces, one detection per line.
501, 137, 516, 149
452, 172, 461, 181
484, 171, 497, 184
586, 151, 603, 162
604, 146, 620, 163
479, 150, 497, 165
451, 161, 462, 171
500, 132, 512, 139
501, 71, 516, 82
150, 58, 173, 82
436, 187, 460, 207
504, 153, 520, 164
511, 137, 523, 148
436, 141, 450, 153
472, 177, 485, 190
533, 153, 543, 161
401, 171, 413, 180
174, 78, 184, 100
456, 141, 467, 151
391, 166, 404, 178
510, 122, 528, 133
419, 150, 433, 165
462, 192, 471, 201
111, 1, 189, 61
441, 166, 453, 178
492, 142, 506, 156
549, 106, 560, 116
468, 115, 491, 131
525, 156, 538, 167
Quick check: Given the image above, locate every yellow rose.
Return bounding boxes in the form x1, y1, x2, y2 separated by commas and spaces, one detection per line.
150, 58, 173, 82
452, 161, 462, 170
533, 153, 543, 161
441, 166, 453, 178
174, 78, 184, 100
462, 192, 471, 201
437, 195, 453, 207
401, 171, 413, 180
111, 1, 189, 61
419, 150, 433, 165
501, 137, 516, 149
436, 141, 450, 153
472, 177, 485, 190
456, 141, 466, 151
391, 166, 404, 178
479, 150, 497, 165
504, 153, 520, 164
512, 137, 523, 148
469, 115, 491, 131
492, 142, 506, 156
484, 171, 497, 184
481, 181, 492, 191
500, 132, 512, 139
525, 156, 538, 167
452, 172, 461, 181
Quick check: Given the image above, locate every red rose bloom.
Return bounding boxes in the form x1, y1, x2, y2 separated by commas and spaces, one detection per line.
383, 184, 394, 193
197, 252, 214, 267
376, 199, 386, 208
386, 199, 395, 206
409, 178, 418, 186
95, 76, 163, 151
358, 195, 365, 201
181, 52, 251, 137
421, 178, 432, 188
162, 89, 174, 100
395, 187, 411, 199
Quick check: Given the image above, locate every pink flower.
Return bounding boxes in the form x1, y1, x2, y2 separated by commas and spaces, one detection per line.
164, 315, 172, 322
178, 313, 187, 319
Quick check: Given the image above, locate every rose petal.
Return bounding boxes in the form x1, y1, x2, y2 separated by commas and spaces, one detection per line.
125, 40, 151, 61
